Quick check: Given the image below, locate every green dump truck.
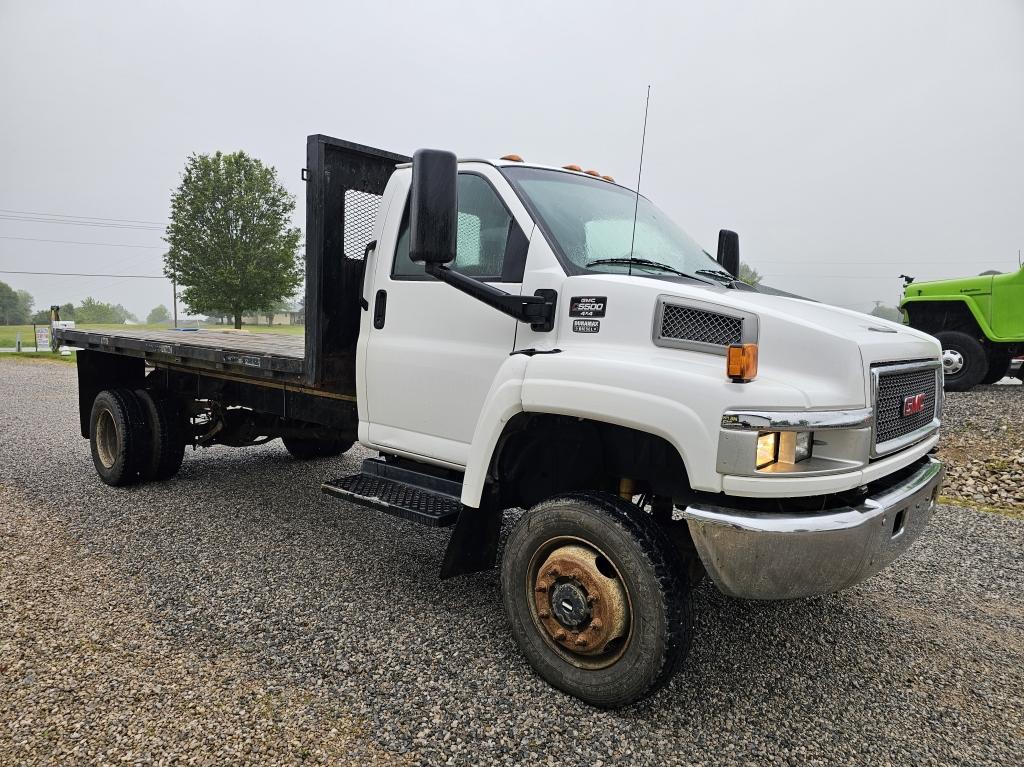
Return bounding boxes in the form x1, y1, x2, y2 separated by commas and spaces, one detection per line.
901, 266, 1024, 391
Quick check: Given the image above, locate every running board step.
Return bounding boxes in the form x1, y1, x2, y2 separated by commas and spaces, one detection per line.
322, 459, 462, 527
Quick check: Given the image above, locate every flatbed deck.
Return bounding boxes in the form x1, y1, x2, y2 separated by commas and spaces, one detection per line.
55, 327, 306, 381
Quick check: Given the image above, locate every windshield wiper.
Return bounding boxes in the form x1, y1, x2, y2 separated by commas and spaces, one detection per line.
586, 257, 696, 278
695, 268, 738, 286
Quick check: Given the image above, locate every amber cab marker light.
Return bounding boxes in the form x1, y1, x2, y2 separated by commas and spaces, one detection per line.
562, 164, 583, 172
584, 169, 601, 177
726, 343, 758, 383
601, 175, 615, 182
501, 154, 523, 162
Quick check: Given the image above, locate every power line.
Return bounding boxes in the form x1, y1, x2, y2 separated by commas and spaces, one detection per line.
0, 207, 167, 225
0, 270, 165, 279
0, 214, 164, 231
0, 235, 165, 249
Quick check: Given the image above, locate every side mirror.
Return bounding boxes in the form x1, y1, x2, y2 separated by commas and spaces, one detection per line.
409, 148, 457, 265
717, 229, 740, 277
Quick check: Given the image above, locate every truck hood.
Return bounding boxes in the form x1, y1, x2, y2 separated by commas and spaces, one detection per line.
555, 274, 940, 408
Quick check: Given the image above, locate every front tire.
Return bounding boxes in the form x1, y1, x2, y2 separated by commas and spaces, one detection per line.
281, 435, 353, 460
89, 389, 150, 486
501, 492, 692, 708
936, 331, 987, 392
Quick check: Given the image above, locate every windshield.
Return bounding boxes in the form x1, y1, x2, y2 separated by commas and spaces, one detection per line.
503, 166, 725, 282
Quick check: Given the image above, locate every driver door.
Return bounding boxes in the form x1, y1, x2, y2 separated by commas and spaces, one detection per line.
363, 168, 529, 467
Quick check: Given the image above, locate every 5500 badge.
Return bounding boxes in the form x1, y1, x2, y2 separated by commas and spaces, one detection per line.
569, 296, 607, 318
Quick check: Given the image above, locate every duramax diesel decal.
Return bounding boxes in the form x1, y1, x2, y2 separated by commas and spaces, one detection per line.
569, 296, 607, 318
573, 319, 601, 333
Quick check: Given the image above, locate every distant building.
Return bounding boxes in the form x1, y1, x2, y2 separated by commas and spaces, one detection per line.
212, 301, 304, 326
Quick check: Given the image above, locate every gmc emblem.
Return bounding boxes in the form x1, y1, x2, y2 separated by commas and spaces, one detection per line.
902, 393, 927, 417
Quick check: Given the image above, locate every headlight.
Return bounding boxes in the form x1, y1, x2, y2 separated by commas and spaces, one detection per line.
756, 431, 813, 469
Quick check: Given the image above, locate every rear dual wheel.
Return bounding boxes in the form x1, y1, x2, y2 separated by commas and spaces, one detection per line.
89, 388, 186, 486
134, 390, 187, 480
89, 389, 150, 486
501, 492, 693, 708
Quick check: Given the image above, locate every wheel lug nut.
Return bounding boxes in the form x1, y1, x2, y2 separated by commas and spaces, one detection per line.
539, 610, 550, 618
590, 619, 602, 630
535, 585, 547, 593
575, 637, 588, 647
555, 630, 567, 641
549, 567, 560, 577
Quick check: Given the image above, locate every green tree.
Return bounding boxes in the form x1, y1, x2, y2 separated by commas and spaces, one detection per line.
76, 297, 137, 324
146, 304, 171, 324
869, 302, 903, 323
16, 290, 33, 322
163, 151, 302, 329
0, 281, 33, 324
738, 262, 763, 287
31, 301, 75, 324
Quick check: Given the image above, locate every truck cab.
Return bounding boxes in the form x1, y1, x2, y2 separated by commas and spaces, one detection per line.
56, 136, 945, 708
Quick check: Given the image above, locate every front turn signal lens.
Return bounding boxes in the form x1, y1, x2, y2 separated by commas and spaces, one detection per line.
726, 343, 758, 383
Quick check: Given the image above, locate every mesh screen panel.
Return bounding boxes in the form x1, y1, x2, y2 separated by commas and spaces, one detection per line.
660, 304, 743, 347
343, 190, 382, 259
875, 367, 938, 446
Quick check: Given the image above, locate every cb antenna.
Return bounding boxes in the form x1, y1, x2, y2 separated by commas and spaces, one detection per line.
628, 85, 651, 277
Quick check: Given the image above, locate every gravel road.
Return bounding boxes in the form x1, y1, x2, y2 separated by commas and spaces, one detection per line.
1, 359, 1022, 766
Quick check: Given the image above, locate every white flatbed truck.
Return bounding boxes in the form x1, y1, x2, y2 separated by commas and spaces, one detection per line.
56, 134, 945, 707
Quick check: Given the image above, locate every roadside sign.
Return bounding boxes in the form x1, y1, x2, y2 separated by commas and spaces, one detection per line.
35, 326, 49, 352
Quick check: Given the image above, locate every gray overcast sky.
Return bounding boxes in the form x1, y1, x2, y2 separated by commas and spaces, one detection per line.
2, 0, 1022, 319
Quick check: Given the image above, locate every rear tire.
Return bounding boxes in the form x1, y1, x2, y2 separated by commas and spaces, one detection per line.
981, 348, 1011, 385
135, 390, 187, 480
936, 331, 987, 392
89, 389, 150, 486
501, 492, 692, 708
281, 435, 353, 459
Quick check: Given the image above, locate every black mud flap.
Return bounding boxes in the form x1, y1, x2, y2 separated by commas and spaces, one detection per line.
439, 498, 503, 579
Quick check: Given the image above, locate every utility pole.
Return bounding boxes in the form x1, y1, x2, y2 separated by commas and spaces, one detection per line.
172, 279, 178, 328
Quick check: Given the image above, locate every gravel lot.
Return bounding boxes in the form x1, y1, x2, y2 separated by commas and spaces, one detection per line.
938, 381, 1024, 514
1, 360, 1022, 766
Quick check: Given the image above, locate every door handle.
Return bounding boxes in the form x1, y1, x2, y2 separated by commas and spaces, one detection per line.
373, 289, 387, 329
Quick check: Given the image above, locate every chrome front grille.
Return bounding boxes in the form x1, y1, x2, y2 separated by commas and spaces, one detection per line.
873, 362, 940, 455
660, 305, 742, 347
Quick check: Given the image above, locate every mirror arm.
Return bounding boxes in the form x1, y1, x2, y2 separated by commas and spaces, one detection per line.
425, 264, 557, 332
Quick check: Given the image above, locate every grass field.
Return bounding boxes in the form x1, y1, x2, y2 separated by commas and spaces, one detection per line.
0, 322, 305, 348
0, 351, 77, 364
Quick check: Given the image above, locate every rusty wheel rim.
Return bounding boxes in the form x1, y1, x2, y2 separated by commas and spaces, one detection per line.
95, 409, 117, 469
527, 536, 632, 670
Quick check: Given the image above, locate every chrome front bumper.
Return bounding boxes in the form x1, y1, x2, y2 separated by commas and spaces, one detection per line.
682, 456, 944, 600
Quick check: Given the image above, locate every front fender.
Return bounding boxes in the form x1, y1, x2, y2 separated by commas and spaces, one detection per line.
460, 351, 728, 507
461, 354, 530, 507
901, 296, 995, 338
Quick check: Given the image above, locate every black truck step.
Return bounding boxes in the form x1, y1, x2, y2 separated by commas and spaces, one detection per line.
322, 459, 462, 527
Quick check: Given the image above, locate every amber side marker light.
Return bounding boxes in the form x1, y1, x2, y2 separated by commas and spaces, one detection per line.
501, 154, 523, 162
726, 343, 758, 383
562, 164, 583, 172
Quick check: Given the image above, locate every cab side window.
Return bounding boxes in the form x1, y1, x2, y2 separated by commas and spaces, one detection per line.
393, 174, 519, 280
